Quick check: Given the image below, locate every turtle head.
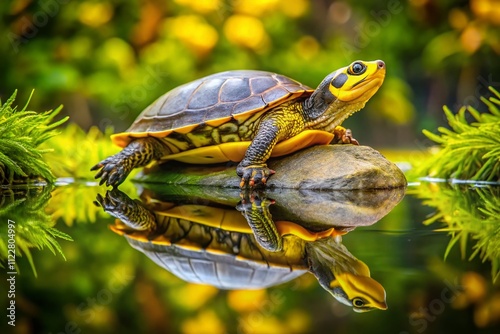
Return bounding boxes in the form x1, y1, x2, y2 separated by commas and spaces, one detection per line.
327, 266, 388, 313
306, 238, 388, 312
305, 60, 386, 129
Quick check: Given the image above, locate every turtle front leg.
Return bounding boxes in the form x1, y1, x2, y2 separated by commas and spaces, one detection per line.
236, 190, 282, 252
91, 137, 167, 187
237, 119, 279, 188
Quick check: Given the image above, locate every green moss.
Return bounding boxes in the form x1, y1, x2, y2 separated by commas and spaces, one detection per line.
0, 91, 68, 185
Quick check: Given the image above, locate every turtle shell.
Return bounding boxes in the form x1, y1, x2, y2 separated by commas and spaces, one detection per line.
124, 237, 306, 289
111, 70, 314, 148
110, 204, 309, 289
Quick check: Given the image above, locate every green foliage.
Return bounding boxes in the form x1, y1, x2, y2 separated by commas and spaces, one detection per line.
42, 123, 119, 180
410, 87, 500, 181
0, 91, 68, 184
41, 124, 138, 225
409, 183, 500, 282
0, 187, 73, 277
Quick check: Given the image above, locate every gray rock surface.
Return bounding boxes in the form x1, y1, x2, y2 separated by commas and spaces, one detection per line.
137, 145, 407, 190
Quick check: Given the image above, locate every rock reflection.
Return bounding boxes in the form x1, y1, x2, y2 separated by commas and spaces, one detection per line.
96, 185, 405, 312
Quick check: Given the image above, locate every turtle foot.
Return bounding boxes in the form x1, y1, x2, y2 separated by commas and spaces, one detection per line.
94, 188, 135, 218
332, 126, 359, 145
91, 153, 132, 188
237, 164, 275, 189
95, 189, 155, 231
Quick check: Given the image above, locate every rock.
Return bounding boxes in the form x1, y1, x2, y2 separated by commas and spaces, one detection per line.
137, 182, 406, 229
270, 187, 406, 228
136, 145, 407, 190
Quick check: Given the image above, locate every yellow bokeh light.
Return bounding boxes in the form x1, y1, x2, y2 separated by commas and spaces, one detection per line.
78, 2, 114, 27
9, 0, 31, 15
181, 310, 226, 334
448, 8, 469, 30
471, 0, 500, 25
174, 0, 222, 14
279, 0, 310, 18
167, 15, 219, 56
471, 0, 493, 19
460, 24, 483, 54
461, 271, 487, 303
170, 283, 219, 310
98, 38, 136, 76
224, 15, 270, 52
239, 314, 287, 334
234, 0, 279, 16
228, 289, 267, 312
294, 35, 320, 60
285, 309, 310, 333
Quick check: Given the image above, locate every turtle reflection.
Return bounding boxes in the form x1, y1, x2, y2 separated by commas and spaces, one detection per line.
96, 188, 403, 312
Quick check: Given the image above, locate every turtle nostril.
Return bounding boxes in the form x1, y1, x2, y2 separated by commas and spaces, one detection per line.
377, 60, 385, 69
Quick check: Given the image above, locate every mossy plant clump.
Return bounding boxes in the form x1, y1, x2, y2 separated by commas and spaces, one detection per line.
409, 183, 500, 282
410, 87, 500, 182
0, 91, 68, 185
0, 187, 73, 276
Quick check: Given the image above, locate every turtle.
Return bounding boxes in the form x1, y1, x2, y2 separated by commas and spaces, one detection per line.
92, 60, 386, 188
96, 189, 388, 312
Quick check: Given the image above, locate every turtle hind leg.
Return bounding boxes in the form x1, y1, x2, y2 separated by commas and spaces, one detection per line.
91, 137, 167, 187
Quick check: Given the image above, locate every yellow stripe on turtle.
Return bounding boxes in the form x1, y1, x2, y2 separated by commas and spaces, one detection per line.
111, 129, 173, 148
156, 205, 252, 233
275, 221, 348, 241
205, 117, 232, 127
172, 124, 200, 134
160, 129, 334, 164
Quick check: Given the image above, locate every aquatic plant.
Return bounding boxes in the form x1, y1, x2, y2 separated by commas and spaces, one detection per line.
410, 183, 500, 282
0, 91, 68, 185
409, 87, 500, 280
410, 87, 500, 181
0, 187, 73, 276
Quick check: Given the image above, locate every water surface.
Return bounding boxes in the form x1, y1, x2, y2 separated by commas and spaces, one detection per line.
1, 181, 499, 334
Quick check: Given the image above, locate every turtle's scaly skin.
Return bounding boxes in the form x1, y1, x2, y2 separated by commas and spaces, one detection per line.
93, 137, 165, 187
237, 192, 281, 251
95, 189, 156, 231
92, 61, 386, 188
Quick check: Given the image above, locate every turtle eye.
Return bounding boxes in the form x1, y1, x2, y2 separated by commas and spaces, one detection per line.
352, 297, 366, 308
349, 62, 366, 75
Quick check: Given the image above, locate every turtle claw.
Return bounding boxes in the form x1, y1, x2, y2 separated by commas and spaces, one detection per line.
94, 188, 129, 212
344, 129, 359, 145
237, 165, 275, 189
332, 126, 359, 145
92, 154, 131, 188
95, 189, 156, 231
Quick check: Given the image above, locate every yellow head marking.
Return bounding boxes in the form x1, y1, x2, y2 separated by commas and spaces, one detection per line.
330, 271, 388, 312
328, 60, 386, 103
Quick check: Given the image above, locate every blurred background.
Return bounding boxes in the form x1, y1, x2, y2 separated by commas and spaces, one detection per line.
1, 0, 500, 147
